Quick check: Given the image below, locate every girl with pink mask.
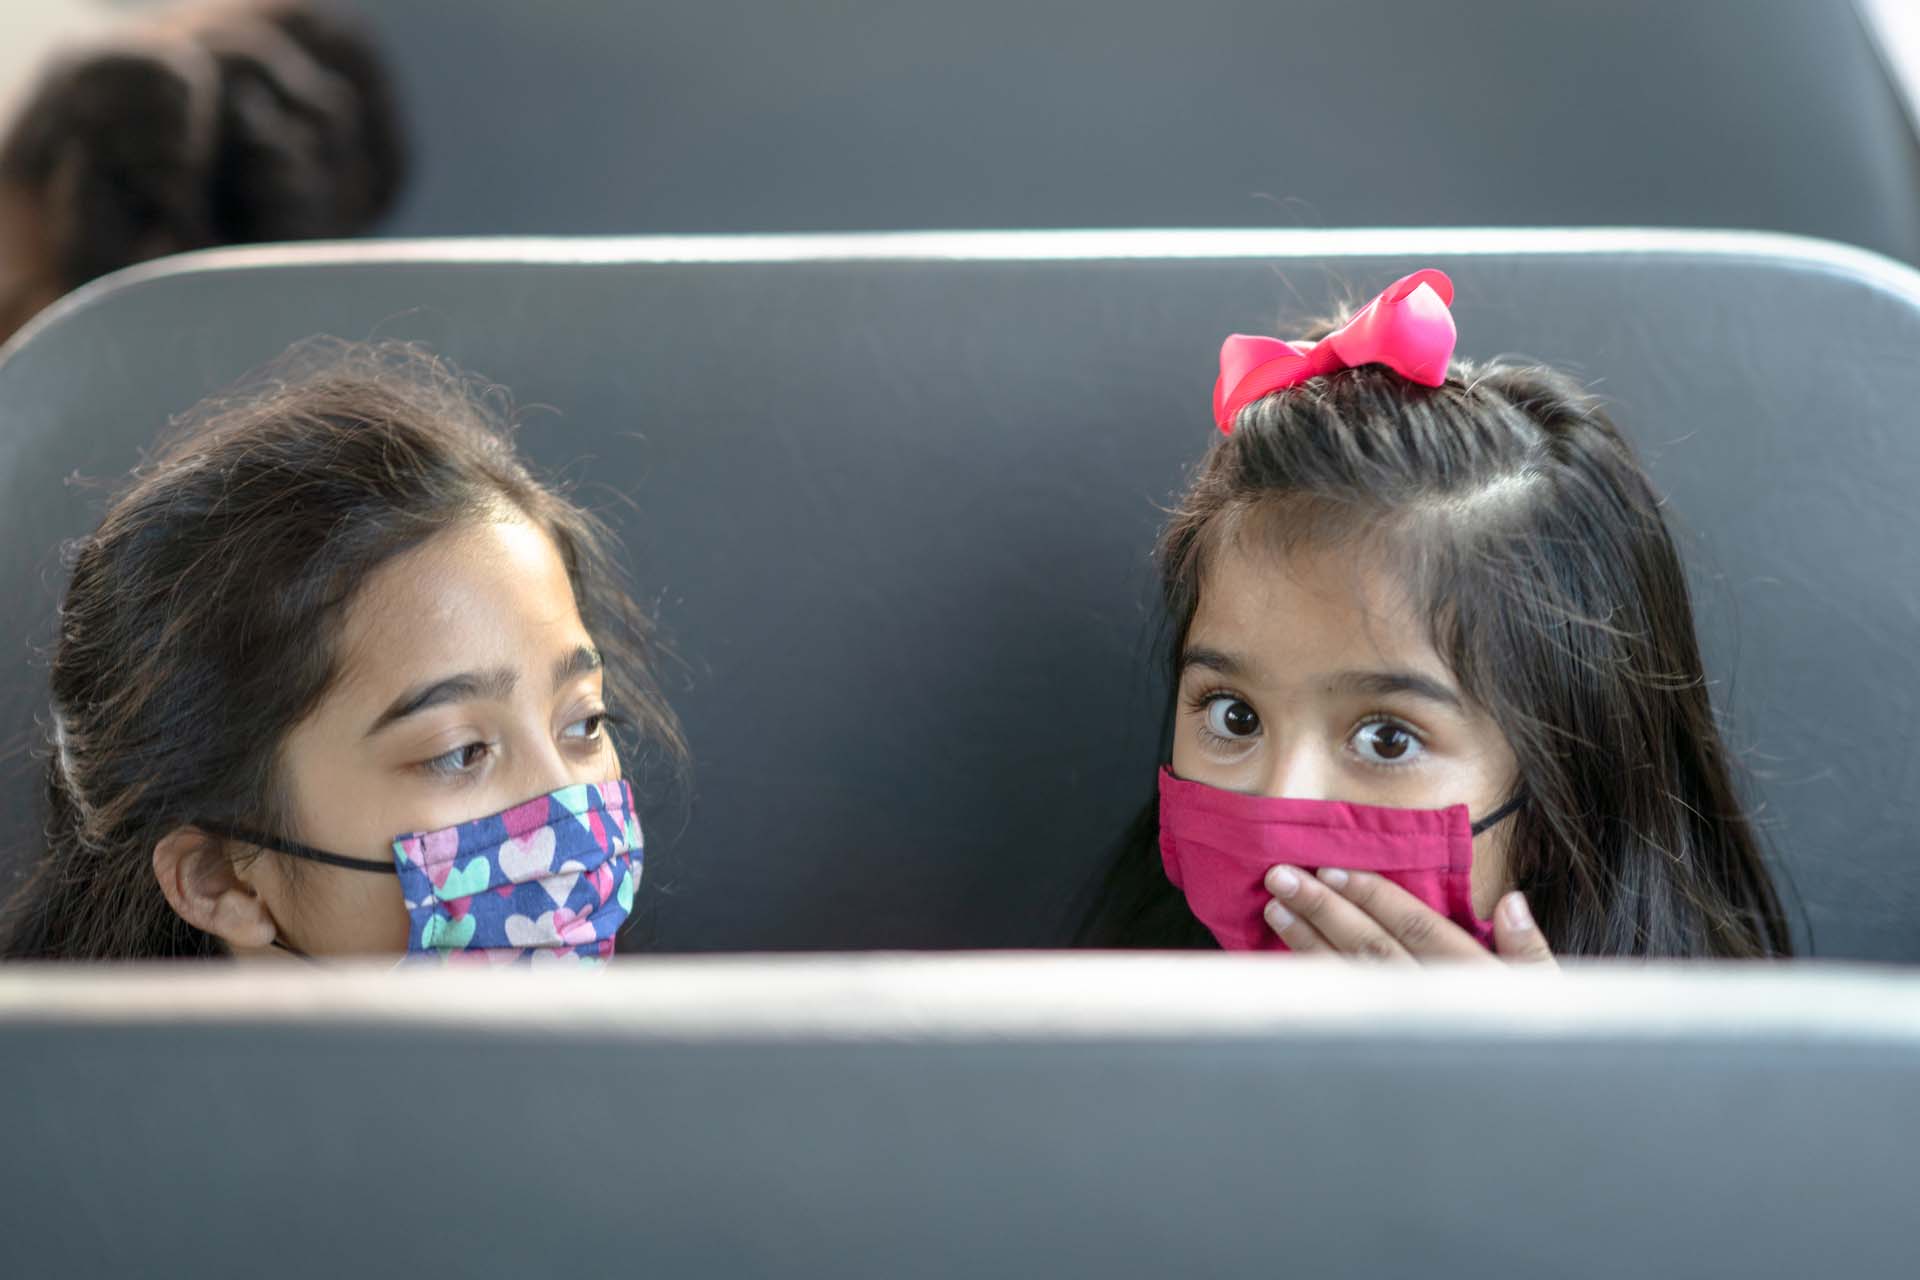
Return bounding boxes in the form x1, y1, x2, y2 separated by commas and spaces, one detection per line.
1079, 271, 1792, 963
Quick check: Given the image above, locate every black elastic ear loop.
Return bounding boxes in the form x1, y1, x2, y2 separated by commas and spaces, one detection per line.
270, 938, 318, 963
1470, 793, 1527, 837
197, 819, 396, 874
199, 821, 392, 962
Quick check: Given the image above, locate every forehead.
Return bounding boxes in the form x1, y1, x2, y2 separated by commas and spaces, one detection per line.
332, 517, 590, 694
1187, 535, 1442, 679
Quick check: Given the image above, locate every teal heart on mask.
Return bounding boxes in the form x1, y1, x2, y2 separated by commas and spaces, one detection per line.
434, 857, 494, 903
551, 783, 598, 836
422, 912, 478, 952
616, 865, 637, 913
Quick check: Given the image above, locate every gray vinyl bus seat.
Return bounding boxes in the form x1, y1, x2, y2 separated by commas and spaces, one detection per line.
358, 0, 1920, 265
0, 958, 1916, 1277
1, 229, 1918, 959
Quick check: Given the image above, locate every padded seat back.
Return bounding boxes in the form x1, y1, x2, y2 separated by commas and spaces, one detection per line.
1, 230, 1917, 957
361, 0, 1920, 265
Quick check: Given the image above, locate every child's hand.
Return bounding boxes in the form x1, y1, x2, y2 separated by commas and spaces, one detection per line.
1262, 866, 1557, 966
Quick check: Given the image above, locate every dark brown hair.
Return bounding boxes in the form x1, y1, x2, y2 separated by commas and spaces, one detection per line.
0, 0, 404, 323
1, 340, 685, 959
1083, 352, 1793, 958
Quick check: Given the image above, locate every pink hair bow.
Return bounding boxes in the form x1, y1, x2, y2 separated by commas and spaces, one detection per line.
1212, 268, 1457, 434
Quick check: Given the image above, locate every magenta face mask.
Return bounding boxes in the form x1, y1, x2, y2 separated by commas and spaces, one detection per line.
1157, 767, 1523, 952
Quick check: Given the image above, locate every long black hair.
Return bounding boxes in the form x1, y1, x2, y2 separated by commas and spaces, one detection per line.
1081, 353, 1792, 958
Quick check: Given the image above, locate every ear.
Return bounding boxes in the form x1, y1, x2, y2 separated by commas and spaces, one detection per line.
152, 827, 279, 951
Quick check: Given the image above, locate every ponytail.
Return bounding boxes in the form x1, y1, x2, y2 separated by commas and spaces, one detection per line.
1, 756, 216, 960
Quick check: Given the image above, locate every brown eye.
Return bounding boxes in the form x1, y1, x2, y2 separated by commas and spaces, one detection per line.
424, 741, 490, 776
1352, 721, 1423, 766
1204, 697, 1261, 739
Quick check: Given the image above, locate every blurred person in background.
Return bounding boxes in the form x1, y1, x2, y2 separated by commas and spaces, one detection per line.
0, 0, 405, 345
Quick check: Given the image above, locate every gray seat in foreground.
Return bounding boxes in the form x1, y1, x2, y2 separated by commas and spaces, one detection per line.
1, 229, 1918, 959
0, 958, 1916, 1277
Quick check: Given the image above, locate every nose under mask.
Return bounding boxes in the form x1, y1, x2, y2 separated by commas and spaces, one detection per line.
202, 779, 641, 967
1156, 767, 1521, 951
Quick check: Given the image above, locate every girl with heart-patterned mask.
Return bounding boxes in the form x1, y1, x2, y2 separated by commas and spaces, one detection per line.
1, 340, 684, 963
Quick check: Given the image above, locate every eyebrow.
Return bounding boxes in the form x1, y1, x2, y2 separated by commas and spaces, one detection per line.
365, 645, 603, 737
552, 645, 604, 688
1180, 646, 1249, 680
1180, 647, 1463, 710
1327, 669, 1464, 710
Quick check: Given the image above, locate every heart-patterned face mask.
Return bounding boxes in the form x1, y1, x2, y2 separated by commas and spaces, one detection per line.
202, 779, 641, 967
